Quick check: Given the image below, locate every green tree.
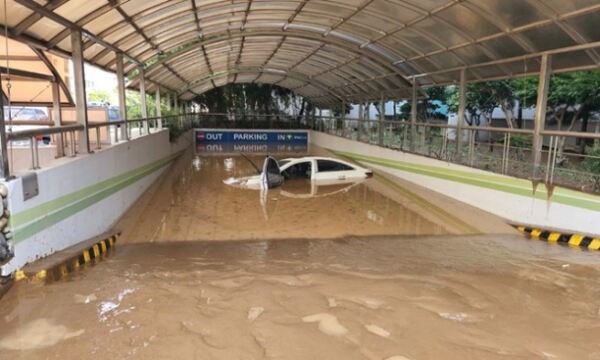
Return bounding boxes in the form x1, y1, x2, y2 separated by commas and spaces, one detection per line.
87, 89, 112, 103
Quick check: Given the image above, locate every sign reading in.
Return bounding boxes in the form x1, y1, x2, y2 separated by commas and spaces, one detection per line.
196, 130, 308, 145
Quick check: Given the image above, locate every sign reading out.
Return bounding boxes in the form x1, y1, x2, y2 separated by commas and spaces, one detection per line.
196, 130, 308, 145
195, 129, 309, 154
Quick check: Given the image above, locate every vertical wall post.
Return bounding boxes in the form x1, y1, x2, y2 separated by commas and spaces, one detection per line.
318, 108, 323, 131
138, 66, 148, 134
116, 53, 128, 141
456, 68, 466, 162
358, 102, 364, 142
410, 78, 418, 151
378, 96, 384, 146
51, 82, 64, 157
166, 93, 171, 111
174, 95, 180, 127
155, 87, 162, 129
71, 29, 90, 154
0, 78, 9, 179
533, 54, 552, 179
341, 100, 346, 134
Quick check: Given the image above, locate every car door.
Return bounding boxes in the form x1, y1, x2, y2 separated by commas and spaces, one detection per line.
260, 156, 284, 189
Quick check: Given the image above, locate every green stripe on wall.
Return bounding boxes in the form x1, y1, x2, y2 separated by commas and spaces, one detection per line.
330, 150, 600, 212
11, 150, 184, 244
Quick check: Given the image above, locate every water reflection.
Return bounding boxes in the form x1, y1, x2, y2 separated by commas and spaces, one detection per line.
115, 154, 447, 243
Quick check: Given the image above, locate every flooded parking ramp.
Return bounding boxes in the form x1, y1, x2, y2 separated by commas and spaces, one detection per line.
116, 152, 453, 243
2, 149, 600, 359
2, 236, 600, 359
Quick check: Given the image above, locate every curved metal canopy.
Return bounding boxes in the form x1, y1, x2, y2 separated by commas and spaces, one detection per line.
2, 0, 600, 106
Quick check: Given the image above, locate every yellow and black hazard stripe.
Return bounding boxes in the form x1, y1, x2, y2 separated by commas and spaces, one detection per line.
15, 232, 120, 283
516, 226, 600, 251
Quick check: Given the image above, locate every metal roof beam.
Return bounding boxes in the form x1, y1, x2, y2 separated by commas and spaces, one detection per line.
112, 3, 162, 55
29, 46, 74, 105
13, 0, 142, 66
13, 0, 69, 35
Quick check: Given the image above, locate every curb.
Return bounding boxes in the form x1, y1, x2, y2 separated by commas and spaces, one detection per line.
516, 226, 600, 250
14, 232, 119, 283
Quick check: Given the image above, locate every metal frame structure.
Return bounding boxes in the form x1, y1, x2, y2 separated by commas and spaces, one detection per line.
1, 0, 599, 106
1, 0, 600, 180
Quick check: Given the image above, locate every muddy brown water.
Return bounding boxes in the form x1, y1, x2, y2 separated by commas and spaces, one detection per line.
1, 151, 600, 359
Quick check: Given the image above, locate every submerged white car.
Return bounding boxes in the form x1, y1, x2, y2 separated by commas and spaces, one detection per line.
224, 156, 373, 190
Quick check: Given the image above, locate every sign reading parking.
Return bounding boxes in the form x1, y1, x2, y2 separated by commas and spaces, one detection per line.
196, 130, 308, 145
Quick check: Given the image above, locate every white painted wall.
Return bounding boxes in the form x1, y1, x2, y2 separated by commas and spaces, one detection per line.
1, 130, 193, 276
311, 131, 600, 236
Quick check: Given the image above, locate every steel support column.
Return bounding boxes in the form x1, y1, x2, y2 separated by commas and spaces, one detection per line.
358, 102, 364, 142
533, 54, 552, 179
378, 96, 384, 146
341, 100, 346, 133
410, 79, 418, 151
0, 76, 9, 179
155, 87, 162, 128
71, 29, 89, 154
51, 82, 64, 157
455, 68, 466, 162
318, 109, 323, 131
138, 66, 148, 134
116, 53, 128, 141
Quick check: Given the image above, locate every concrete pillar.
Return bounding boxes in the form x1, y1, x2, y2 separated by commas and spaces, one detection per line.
138, 66, 148, 134
378, 96, 384, 146
456, 68, 466, 162
155, 87, 162, 128
533, 54, 552, 179
51, 82, 64, 157
0, 79, 9, 178
71, 29, 90, 154
411, 78, 418, 151
116, 53, 128, 140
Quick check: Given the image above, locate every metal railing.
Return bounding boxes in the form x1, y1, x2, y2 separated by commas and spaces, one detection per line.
313, 115, 600, 194
6, 111, 598, 194
3, 112, 311, 176
5, 113, 196, 174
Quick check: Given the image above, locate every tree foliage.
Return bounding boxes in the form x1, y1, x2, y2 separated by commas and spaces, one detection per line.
193, 83, 312, 117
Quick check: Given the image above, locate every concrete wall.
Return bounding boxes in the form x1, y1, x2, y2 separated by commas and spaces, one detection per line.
1, 129, 193, 276
311, 131, 600, 236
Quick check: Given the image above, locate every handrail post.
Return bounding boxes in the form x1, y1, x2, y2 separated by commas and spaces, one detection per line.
455, 68, 466, 162
155, 87, 162, 129
411, 78, 418, 151
70, 131, 76, 157
116, 53, 128, 141
95, 127, 101, 149
378, 96, 384, 146
533, 54, 552, 179
51, 81, 64, 158
71, 29, 90, 154
138, 66, 149, 135
0, 73, 9, 179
